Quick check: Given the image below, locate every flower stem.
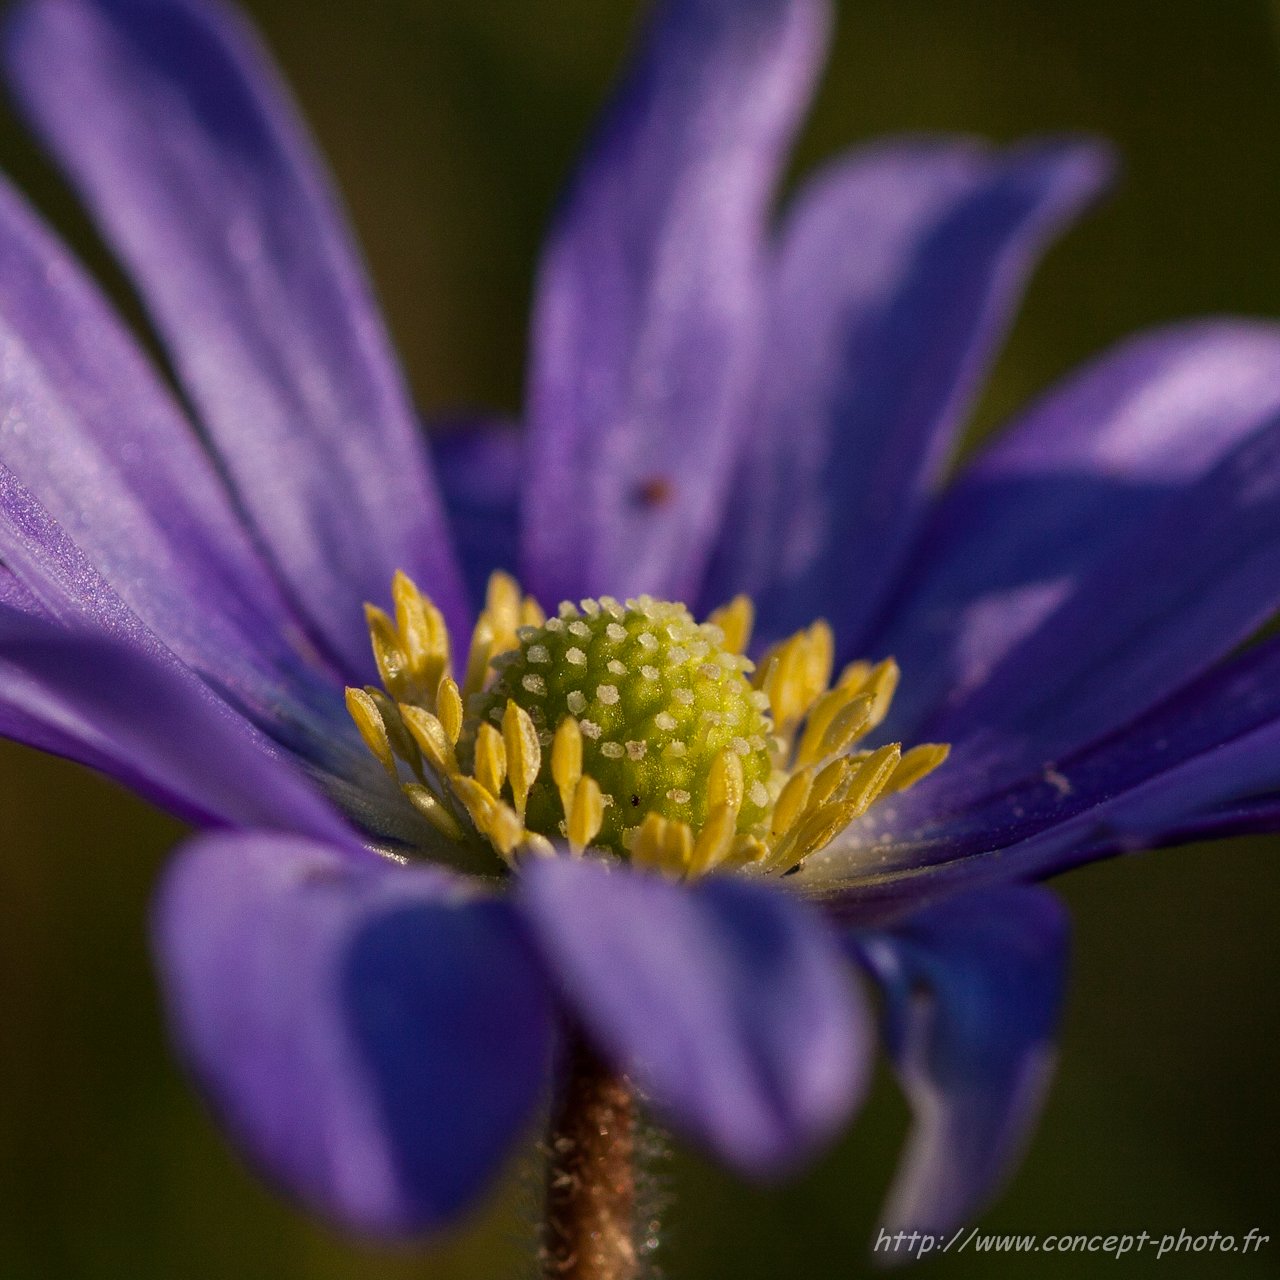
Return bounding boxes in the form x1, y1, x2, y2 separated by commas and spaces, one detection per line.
541, 1033, 638, 1280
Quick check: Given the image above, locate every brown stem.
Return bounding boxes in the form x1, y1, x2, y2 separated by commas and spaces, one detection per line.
541, 1033, 638, 1280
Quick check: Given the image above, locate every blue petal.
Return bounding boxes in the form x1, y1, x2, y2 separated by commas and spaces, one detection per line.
155, 833, 556, 1236
431, 419, 523, 612
917, 409, 1280, 810
704, 136, 1112, 647
0, 460, 160, 654
5, 0, 470, 670
849, 886, 1069, 1237
807, 634, 1280, 912
0, 175, 359, 753
523, 0, 830, 607
518, 855, 870, 1175
0, 460, 390, 801
0, 566, 43, 615
0, 604, 352, 837
972, 690, 1280, 884
872, 321, 1280, 740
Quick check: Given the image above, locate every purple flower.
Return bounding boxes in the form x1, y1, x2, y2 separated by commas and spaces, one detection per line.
2, 0, 1279, 1256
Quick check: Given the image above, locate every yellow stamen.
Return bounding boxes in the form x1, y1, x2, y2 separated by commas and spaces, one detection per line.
520, 596, 546, 629
630, 812, 695, 876
461, 617, 495, 703
567, 775, 604, 854
359, 687, 423, 771
503, 700, 541, 820
707, 594, 754, 655
689, 803, 737, 876
435, 676, 464, 745
345, 686, 397, 777
817, 693, 875, 758
755, 622, 834, 745
803, 620, 835, 703
883, 742, 951, 796
842, 742, 902, 816
401, 783, 464, 840
728, 833, 769, 867
707, 748, 744, 816
473, 722, 507, 797
552, 717, 583, 823
398, 704, 457, 777
629, 812, 667, 871
521, 832, 557, 859
392, 570, 449, 694
795, 685, 867, 766
836, 658, 871, 690
809, 754, 856, 811
364, 604, 412, 702
449, 775, 523, 859
771, 767, 815, 838
863, 659, 901, 729
348, 570, 948, 878
485, 570, 524, 655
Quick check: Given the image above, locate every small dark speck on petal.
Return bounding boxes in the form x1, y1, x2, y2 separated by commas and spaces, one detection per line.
636, 475, 675, 508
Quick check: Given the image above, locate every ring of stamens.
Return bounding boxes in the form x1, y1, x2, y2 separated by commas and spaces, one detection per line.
347, 571, 948, 879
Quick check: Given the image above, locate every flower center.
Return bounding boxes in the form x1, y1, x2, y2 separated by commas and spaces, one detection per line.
462, 598, 773, 854
346, 571, 948, 879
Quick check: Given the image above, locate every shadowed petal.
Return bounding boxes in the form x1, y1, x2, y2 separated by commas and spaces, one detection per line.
0, 566, 43, 614
431, 420, 523, 611
705, 136, 1112, 647
519, 855, 869, 1175
806, 634, 1280, 912
523, 0, 830, 607
156, 833, 555, 1235
5, 0, 469, 672
962, 702, 1280, 888
0, 604, 350, 837
872, 321, 1280, 738
849, 886, 1068, 1240
0, 587, 126, 779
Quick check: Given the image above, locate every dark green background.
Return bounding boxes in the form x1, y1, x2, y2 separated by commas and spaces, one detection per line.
0, 0, 1277, 1276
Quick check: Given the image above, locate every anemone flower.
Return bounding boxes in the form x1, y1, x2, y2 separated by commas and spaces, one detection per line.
2, 0, 1279, 1274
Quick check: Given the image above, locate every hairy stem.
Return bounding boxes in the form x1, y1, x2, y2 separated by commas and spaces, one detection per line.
541, 1034, 638, 1280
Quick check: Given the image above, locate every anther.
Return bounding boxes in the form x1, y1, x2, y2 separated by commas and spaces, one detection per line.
351, 572, 948, 879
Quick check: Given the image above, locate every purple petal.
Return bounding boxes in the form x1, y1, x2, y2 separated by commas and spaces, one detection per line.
0, 460, 185, 658
5, 0, 469, 672
431, 419, 523, 611
873, 321, 1280, 738
0, 174, 353, 719
523, 0, 830, 606
0, 603, 351, 837
849, 886, 1068, 1238
0, 457, 418, 839
918, 410, 1280, 807
155, 833, 555, 1235
0, 563, 46, 615
704, 136, 1112, 646
974, 703, 1280, 887
0, 454, 384, 795
807, 633, 1280, 913
518, 855, 869, 1175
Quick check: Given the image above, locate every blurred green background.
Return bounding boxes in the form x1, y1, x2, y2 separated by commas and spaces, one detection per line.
1, 0, 1278, 1276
